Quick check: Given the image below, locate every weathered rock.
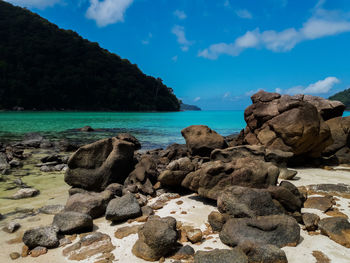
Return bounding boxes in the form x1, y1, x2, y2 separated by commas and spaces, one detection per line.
65, 137, 135, 191
23, 225, 59, 249
132, 216, 178, 261
210, 145, 265, 162
12, 188, 39, 199
217, 186, 282, 218
194, 248, 248, 263
303, 95, 345, 121
172, 245, 195, 260
160, 143, 188, 161
105, 183, 123, 197
267, 185, 302, 212
62, 232, 115, 260
186, 228, 202, 244
2, 221, 20, 233
220, 215, 300, 248
116, 133, 141, 150
124, 155, 158, 195
239, 242, 288, 263
304, 196, 333, 212
9, 252, 20, 260
65, 190, 113, 219
0, 152, 10, 171
158, 157, 195, 186
182, 158, 279, 200
105, 193, 141, 222
141, 206, 154, 216
30, 246, 47, 257
79, 126, 94, 132
208, 211, 229, 232
53, 211, 93, 234
181, 125, 228, 157
39, 204, 65, 215
279, 168, 297, 180
318, 217, 350, 248
302, 213, 320, 231
114, 225, 140, 239
307, 183, 350, 196
242, 91, 333, 160
21, 133, 43, 148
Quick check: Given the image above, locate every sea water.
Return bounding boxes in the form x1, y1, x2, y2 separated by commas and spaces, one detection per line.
0, 111, 349, 149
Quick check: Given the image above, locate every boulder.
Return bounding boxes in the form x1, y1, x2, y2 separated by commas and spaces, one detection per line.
53, 211, 93, 234
220, 215, 300, 248
217, 186, 282, 218
23, 226, 59, 249
208, 211, 229, 232
304, 196, 333, 212
267, 185, 303, 212
65, 137, 135, 191
116, 133, 141, 150
2, 221, 20, 233
21, 133, 43, 148
124, 155, 158, 195
64, 190, 113, 219
30, 246, 47, 257
186, 228, 202, 243
302, 213, 320, 231
182, 157, 279, 200
172, 245, 195, 260
12, 188, 39, 199
105, 193, 141, 222
242, 91, 333, 159
194, 248, 248, 263
239, 242, 288, 263
160, 143, 189, 161
158, 157, 195, 187
303, 95, 345, 121
181, 125, 228, 157
132, 216, 178, 261
318, 217, 350, 248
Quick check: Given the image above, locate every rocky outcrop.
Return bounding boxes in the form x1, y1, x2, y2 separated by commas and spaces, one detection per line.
217, 186, 282, 218
132, 216, 178, 261
219, 215, 300, 248
64, 190, 113, 219
181, 125, 228, 157
323, 116, 350, 164
181, 157, 279, 200
318, 217, 350, 248
303, 95, 345, 121
241, 91, 333, 159
52, 211, 93, 234
105, 193, 141, 222
65, 137, 135, 191
158, 157, 195, 187
23, 226, 59, 249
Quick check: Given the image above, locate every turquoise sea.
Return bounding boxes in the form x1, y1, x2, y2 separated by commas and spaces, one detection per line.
1, 111, 349, 149
0, 111, 247, 149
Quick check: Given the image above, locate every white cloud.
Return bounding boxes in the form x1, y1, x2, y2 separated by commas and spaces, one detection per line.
141, 32, 152, 45
172, 25, 193, 51
6, 0, 61, 8
172, 55, 178, 62
194, 97, 201, 102
223, 92, 231, 98
86, 0, 133, 27
199, 2, 350, 59
235, 9, 253, 19
279, 77, 340, 95
174, 10, 187, 20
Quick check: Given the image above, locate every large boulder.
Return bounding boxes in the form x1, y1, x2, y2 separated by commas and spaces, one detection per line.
219, 215, 300, 248
194, 248, 248, 263
217, 186, 282, 218
52, 211, 93, 234
242, 91, 333, 159
181, 157, 279, 200
21, 132, 44, 148
158, 157, 195, 186
65, 137, 135, 191
303, 95, 345, 121
64, 190, 113, 219
181, 125, 228, 157
318, 217, 350, 248
105, 193, 141, 222
132, 216, 178, 261
323, 116, 350, 164
239, 242, 288, 263
23, 226, 59, 249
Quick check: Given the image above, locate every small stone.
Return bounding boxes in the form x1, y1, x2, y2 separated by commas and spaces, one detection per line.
141, 206, 154, 216
59, 238, 72, 247
172, 245, 195, 260
3, 221, 20, 233
9, 252, 20, 260
304, 196, 333, 212
150, 200, 165, 210
12, 188, 39, 199
186, 229, 203, 243
30, 246, 47, 257
176, 200, 183, 205
114, 225, 140, 239
153, 182, 161, 190
208, 211, 228, 232
105, 193, 141, 222
21, 245, 29, 257
181, 211, 187, 214
302, 213, 320, 231
312, 250, 331, 263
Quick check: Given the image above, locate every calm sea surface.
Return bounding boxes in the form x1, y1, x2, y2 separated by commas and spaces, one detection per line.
0, 111, 349, 149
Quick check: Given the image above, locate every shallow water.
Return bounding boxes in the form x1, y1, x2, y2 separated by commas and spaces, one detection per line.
0, 111, 247, 148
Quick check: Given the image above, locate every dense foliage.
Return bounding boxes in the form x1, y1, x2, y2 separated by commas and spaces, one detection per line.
329, 88, 350, 110
0, 1, 180, 111
180, 103, 201, 111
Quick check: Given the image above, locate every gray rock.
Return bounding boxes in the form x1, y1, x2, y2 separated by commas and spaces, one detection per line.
239, 242, 288, 263
39, 204, 65, 215
220, 215, 300, 248
302, 213, 320, 231
2, 221, 20, 233
105, 193, 141, 221
23, 225, 59, 249
0, 152, 10, 171
194, 248, 248, 263
318, 217, 350, 248
12, 188, 39, 199
21, 133, 43, 148
53, 211, 93, 234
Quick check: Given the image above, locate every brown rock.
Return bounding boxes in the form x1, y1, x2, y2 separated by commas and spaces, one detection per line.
304, 196, 333, 212
302, 213, 320, 231
318, 217, 350, 248
186, 228, 202, 243
208, 211, 228, 232
30, 246, 47, 257
114, 225, 140, 239
21, 245, 29, 257
9, 252, 20, 260
312, 250, 331, 263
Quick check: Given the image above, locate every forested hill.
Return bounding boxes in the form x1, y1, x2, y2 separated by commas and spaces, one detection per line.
329, 89, 350, 110
0, 1, 180, 111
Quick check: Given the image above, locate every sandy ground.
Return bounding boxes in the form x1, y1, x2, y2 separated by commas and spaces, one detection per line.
1, 167, 350, 263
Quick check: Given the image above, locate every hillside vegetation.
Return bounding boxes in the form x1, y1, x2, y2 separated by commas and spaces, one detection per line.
0, 1, 179, 111
329, 88, 350, 110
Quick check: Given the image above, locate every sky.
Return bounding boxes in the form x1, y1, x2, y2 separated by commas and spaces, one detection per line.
5, 0, 350, 110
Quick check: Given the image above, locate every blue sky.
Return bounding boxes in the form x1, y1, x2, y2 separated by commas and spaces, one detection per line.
5, 0, 350, 110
